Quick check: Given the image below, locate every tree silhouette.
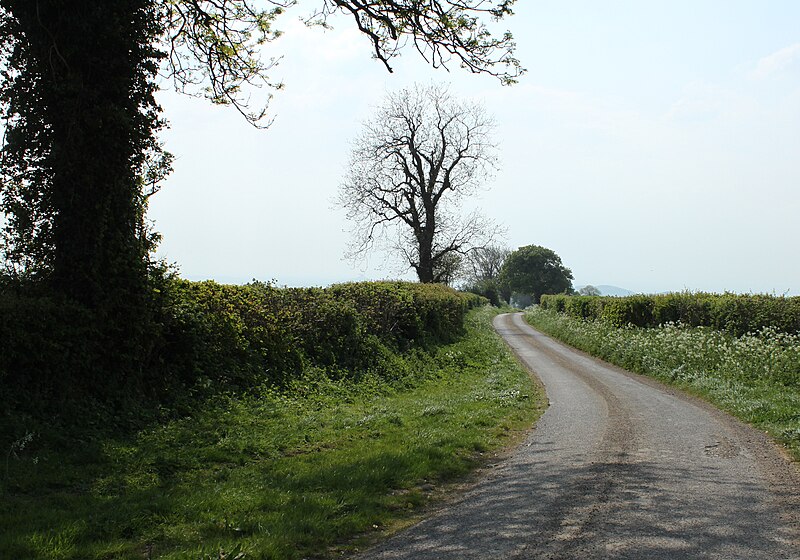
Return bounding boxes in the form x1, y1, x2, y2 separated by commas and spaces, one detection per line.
339, 83, 501, 283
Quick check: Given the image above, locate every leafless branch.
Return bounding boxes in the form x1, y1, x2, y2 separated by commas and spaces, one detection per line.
339, 83, 502, 283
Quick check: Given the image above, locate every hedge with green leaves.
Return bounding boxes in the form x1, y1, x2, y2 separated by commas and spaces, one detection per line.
0, 280, 483, 424
328, 281, 483, 347
540, 292, 800, 336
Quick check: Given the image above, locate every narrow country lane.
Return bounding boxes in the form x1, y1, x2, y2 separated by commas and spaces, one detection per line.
356, 313, 800, 559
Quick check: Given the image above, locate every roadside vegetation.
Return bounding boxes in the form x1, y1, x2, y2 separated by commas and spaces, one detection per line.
538, 292, 800, 336
1, 292, 544, 559
525, 301, 800, 460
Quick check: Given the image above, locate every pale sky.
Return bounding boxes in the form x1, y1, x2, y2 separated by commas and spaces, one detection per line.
149, 1, 800, 295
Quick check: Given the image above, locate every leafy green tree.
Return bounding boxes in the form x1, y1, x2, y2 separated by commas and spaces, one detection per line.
0, 1, 166, 310
0, 0, 523, 306
500, 245, 573, 304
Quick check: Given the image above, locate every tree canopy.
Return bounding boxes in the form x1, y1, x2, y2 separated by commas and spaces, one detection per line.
500, 245, 573, 304
339, 83, 501, 283
163, 0, 525, 125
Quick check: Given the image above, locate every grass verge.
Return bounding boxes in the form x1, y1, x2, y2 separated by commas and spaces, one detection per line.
525, 306, 800, 461
1, 306, 544, 559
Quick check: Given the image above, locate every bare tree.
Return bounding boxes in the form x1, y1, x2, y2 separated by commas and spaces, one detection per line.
459, 244, 509, 305
339, 83, 501, 283
465, 244, 510, 284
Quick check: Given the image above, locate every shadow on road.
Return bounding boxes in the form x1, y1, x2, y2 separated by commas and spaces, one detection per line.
361, 443, 796, 559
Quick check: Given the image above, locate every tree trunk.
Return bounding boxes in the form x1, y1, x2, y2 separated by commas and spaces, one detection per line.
416, 260, 435, 283
415, 213, 436, 282
11, 0, 157, 309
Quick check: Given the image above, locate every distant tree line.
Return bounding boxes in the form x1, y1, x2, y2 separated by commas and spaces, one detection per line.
461, 244, 574, 307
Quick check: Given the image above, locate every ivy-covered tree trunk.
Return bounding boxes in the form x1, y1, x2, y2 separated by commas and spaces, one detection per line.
1, 0, 163, 309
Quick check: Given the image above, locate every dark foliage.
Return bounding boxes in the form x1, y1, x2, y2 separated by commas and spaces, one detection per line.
499, 245, 574, 304
0, 1, 166, 308
462, 278, 503, 307
0, 279, 481, 438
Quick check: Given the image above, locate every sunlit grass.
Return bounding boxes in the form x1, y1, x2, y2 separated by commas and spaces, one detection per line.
0, 307, 544, 559
525, 306, 800, 460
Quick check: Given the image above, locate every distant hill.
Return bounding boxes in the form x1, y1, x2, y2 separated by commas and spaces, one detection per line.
575, 284, 635, 297
596, 285, 634, 296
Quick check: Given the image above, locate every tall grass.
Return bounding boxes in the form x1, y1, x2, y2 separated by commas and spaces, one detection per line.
0, 307, 544, 559
525, 307, 800, 459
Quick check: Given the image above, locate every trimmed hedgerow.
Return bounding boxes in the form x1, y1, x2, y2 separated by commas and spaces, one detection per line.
0, 306, 539, 560
540, 292, 800, 336
137, 279, 483, 395
0, 279, 484, 430
327, 281, 482, 347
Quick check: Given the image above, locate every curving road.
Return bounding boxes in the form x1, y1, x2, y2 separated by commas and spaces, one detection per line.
357, 312, 800, 559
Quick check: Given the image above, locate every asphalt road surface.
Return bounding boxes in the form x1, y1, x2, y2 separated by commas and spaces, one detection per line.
357, 312, 800, 559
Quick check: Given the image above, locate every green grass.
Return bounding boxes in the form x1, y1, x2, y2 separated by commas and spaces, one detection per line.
525, 306, 800, 460
0, 307, 544, 559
